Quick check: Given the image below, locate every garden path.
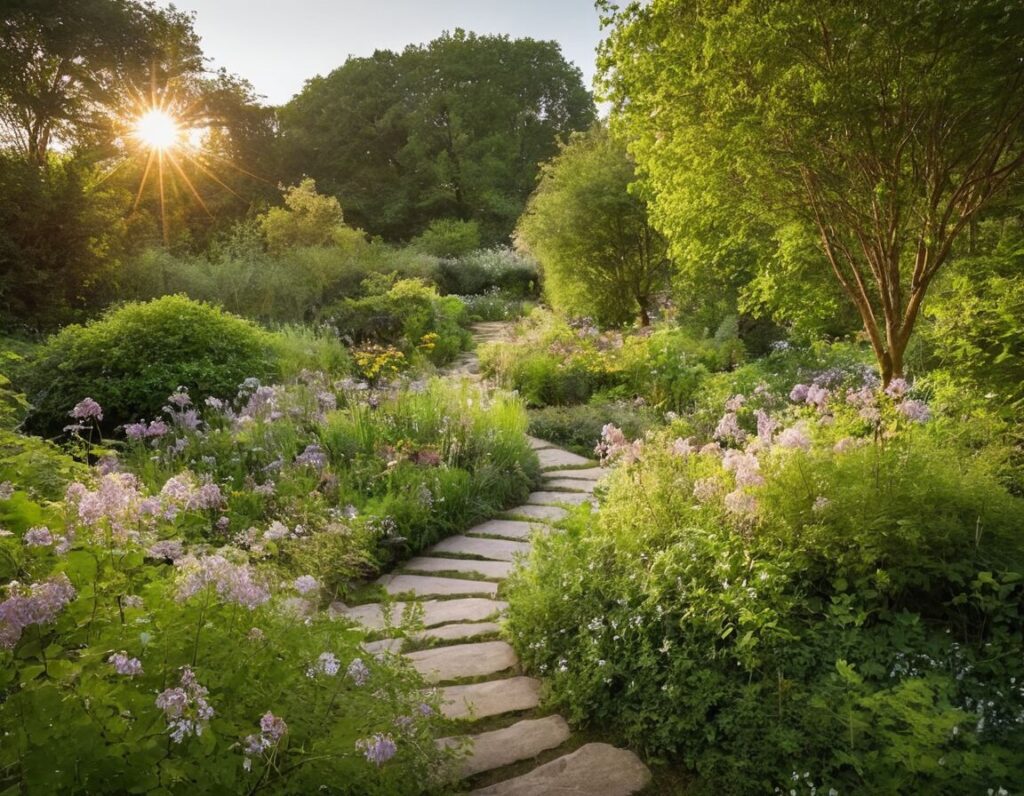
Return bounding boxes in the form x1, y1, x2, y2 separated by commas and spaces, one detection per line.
333, 325, 651, 794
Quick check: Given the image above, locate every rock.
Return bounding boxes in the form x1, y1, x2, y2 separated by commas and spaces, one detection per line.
439, 715, 571, 778
436, 676, 541, 720
362, 638, 403, 655
527, 436, 556, 450
526, 491, 592, 507
405, 640, 518, 683
376, 573, 498, 598
469, 743, 651, 795
541, 478, 595, 493
547, 467, 606, 481
502, 504, 569, 522
402, 556, 513, 580
335, 597, 507, 631
428, 535, 531, 562
537, 448, 594, 470
467, 519, 538, 540
414, 621, 502, 643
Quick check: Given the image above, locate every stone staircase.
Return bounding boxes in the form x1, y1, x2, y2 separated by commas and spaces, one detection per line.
333, 436, 651, 794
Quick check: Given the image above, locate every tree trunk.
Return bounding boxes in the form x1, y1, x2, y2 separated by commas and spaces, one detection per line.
637, 301, 650, 327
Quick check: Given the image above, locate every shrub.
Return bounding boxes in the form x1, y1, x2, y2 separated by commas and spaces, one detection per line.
506, 377, 1024, 794
435, 248, 539, 297
22, 296, 279, 435
528, 401, 661, 457
457, 291, 535, 323
410, 218, 481, 258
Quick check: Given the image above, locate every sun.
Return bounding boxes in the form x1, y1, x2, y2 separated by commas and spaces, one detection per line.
133, 108, 181, 151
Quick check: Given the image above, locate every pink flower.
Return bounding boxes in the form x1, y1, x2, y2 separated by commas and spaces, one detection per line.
70, 397, 103, 421
294, 575, 319, 595
108, 651, 143, 676
713, 412, 746, 445
776, 424, 812, 451
0, 574, 76, 649
724, 489, 757, 517
156, 666, 214, 743
24, 527, 53, 547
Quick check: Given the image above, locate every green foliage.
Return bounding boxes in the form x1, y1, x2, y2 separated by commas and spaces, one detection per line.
600, 0, 1024, 379
279, 30, 596, 242
327, 280, 470, 366
517, 124, 670, 326
259, 178, 364, 253
411, 219, 481, 258
22, 296, 279, 435
506, 377, 1024, 794
528, 401, 661, 458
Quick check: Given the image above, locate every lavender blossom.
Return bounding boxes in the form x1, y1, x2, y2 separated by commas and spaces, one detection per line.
155, 666, 214, 743
713, 412, 746, 445
108, 651, 143, 676
70, 397, 103, 421
776, 424, 812, 451
23, 527, 53, 547
0, 573, 76, 649
347, 657, 370, 686
307, 651, 341, 678
724, 489, 758, 517
294, 443, 328, 470
294, 575, 319, 595
898, 399, 931, 423
356, 733, 397, 766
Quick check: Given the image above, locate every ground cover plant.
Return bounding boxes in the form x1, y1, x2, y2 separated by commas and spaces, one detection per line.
505, 364, 1024, 794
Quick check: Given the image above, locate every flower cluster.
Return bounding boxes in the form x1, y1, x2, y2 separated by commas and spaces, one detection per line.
155, 666, 215, 743
595, 423, 642, 464
306, 651, 341, 678
108, 651, 143, 676
174, 553, 271, 609
65, 473, 151, 543
355, 732, 397, 766
347, 657, 370, 686
0, 573, 76, 649
242, 711, 288, 771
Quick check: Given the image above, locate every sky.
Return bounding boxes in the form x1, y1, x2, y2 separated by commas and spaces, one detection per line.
163, 0, 607, 106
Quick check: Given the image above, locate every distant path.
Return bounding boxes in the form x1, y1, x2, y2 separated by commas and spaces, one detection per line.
444, 321, 516, 378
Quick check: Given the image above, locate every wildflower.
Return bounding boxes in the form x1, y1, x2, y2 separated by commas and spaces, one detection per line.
724, 489, 757, 517
812, 496, 831, 514
884, 378, 909, 399
155, 666, 214, 743
776, 424, 811, 450
247, 627, 265, 642
23, 527, 53, 547
670, 437, 694, 458
356, 733, 397, 766
263, 521, 289, 541
723, 449, 764, 488
692, 478, 720, 504
755, 410, 777, 446
108, 651, 143, 677
789, 384, 809, 403
294, 443, 328, 469
123, 594, 144, 609
307, 651, 341, 678
595, 423, 636, 463
146, 539, 185, 562
0, 573, 76, 649
167, 389, 192, 408
253, 481, 276, 497
174, 554, 271, 609
146, 419, 169, 438
124, 421, 149, 441
347, 657, 370, 686
186, 479, 223, 511
805, 384, 830, 412
898, 399, 931, 423
724, 394, 746, 412
294, 575, 319, 595
713, 412, 746, 445
70, 397, 103, 421
205, 397, 224, 410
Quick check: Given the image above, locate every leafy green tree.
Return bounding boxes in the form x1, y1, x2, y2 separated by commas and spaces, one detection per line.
410, 218, 481, 258
258, 178, 364, 253
279, 30, 595, 243
599, 0, 1024, 383
517, 125, 670, 326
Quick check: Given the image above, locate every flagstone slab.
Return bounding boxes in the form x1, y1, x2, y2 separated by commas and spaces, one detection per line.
405, 640, 518, 684
335, 597, 506, 631
549, 466, 607, 481
527, 436, 556, 450
375, 573, 498, 598
470, 743, 651, 796
363, 638, 403, 655
467, 519, 538, 540
541, 478, 596, 493
526, 491, 593, 507
402, 557, 513, 580
428, 535, 531, 562
436, 676, 541, 720
502, 504, 569, 522
439, 715, 571, 778
537, 448, 594, 469
415, 621, 502, 643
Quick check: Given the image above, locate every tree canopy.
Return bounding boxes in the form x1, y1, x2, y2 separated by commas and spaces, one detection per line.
517, 124, 670, 326
599, 0, 1024, 382
279, 30, 596, 244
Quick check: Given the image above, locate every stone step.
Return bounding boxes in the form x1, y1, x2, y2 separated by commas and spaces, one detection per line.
537, 448, 594, 470
405, 640, 518, 684
415, 621, 502, 643
548, 466, 606, 481
527, 436, 556, 450
376, 573, 498, 598
527, 491, 592, 507
502, 504, 569, 522
436, 676, 541, 720
402, 557, 513, 580
467, 519, 538, 541
541, 478, 596, 493
428, 535, 531, 562
439, 715, 571, 779
363, 638, 403, 655
335, 597, 506, 631
469, 743, 652, 795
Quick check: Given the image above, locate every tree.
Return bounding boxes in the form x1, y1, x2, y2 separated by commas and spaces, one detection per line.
258, 179, 364, 253
599, 0, 1024, 383
279, 30, 596, 243
516, 125, 670, 326
0, 0, 203, 165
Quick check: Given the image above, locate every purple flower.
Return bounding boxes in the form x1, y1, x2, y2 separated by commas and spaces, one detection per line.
356, 733, 397, 766
898, 399, 931, 423
776, 424, 812, 450
722, 450, 764, 488
724, 394, 746, 412
294, 443, 328, 470
789, 384, 809, 403
724, 489, 757, 517
70, 397, 103, 421
186, 480, 224, 511
259, 711, 288, 742
156, 666, 214, 743
146, 419, 169, 438
124, 422, 149, 441
146, 539, 185, 562
123, 594, 144, 609
692, 477, 720, 503
0, 573, 76, 650
755, 410, 778, 446
175, 554, 270, 609
307, 651, 341, 678
347, 657, 370, 686
670, 437, 694, 458
805, 384, 830, 412
23, 527, 53, 547
166, 389, 192, 409
713, 412, 746, 445
884, 378, 909, 399
294, 575, 319, 595
108, 651, 143, 676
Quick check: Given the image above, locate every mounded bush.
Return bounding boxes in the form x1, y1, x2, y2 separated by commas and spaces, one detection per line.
23, 295, 279, 435
506, 380, 1024, 794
